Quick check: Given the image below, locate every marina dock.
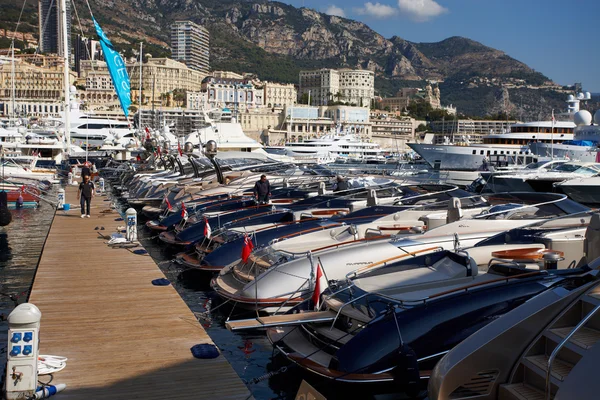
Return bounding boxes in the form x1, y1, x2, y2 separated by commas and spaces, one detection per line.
28, 186, 253, 399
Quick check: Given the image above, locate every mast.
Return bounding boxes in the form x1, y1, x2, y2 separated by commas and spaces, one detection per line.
138, 42, 143, 129
10, 41, 15, 122
60, 0, 71, 154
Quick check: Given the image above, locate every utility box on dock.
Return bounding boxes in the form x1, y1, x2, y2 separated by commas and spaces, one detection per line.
126, 208, 137, 242
5, 303, 41, 400
57, 189, 65, 210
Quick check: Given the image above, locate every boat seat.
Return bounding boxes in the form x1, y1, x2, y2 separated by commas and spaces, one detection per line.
446, 197, 463, 224
358, 255, 477, 295
488, 263, 536, 277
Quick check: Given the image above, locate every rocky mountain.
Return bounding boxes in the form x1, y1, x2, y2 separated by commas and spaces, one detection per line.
1, 0, 570, 117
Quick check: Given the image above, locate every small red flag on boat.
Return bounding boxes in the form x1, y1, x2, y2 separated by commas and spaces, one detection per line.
165, 196, 172, 211
204, 216, 212, 238
181, 201, 188, 220
178, 141, 183, 156
312, 263, 327, 310
241, 233, 254, 263
145, 127, 151, 140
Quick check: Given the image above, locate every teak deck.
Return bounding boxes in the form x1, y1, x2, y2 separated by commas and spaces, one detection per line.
28, 186, 252, 399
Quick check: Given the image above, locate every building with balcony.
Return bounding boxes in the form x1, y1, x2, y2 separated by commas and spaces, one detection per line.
170, 21, 210, 73
298, 68, 374, 108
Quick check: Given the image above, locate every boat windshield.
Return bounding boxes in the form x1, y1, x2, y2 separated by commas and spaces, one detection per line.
552, 163, 600, 174
473, 193, 589, 220
474, 210, 595, 247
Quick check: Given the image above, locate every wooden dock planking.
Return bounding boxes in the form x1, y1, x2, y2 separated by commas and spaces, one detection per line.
28, 186, 253, 399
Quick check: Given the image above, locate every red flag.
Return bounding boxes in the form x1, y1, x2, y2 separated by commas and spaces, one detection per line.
204, 216, 212, 238
157, 146, 162, 156
178, 141, 183, 157
241, 234, 254, 263
145, 127, 151, 140
181, 202, 188, 220
165, 196, 172, 211
312, 263, 327, 310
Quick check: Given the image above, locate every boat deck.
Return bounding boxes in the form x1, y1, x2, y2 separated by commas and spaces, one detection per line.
28, 185, 252, 399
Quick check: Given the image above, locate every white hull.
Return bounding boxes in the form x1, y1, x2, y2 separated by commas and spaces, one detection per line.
408, 143, 537, 171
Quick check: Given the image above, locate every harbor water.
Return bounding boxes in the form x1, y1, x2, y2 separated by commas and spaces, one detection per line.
0, 187, 56, 376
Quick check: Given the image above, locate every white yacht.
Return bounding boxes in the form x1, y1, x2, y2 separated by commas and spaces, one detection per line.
408, 94, 587, 171
530, 109, 600, 162
37, 98, 134, 148
283, 131, 383, 161
408, 121, 574, 171
184, 116, 265, 153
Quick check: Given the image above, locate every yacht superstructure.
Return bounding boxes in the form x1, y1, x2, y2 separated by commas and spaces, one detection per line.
283, 132, 383, 160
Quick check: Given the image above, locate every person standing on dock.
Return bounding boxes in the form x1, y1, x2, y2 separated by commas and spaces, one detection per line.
77, 174, 95, 218
81, 162, 91, 179
253, 175, 271, 204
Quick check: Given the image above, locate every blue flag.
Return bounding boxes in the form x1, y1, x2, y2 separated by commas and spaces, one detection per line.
93, 18, 131, 118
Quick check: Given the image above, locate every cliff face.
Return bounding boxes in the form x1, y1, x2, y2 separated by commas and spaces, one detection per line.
0, 0, 560, 116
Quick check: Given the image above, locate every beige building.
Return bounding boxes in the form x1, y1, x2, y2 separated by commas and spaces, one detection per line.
380, 84, 442, 112
429, 119, 516, 144
298, 68, 374, 108
262, 82, 297, 108
0, 57, 75, 117
238, 108, 283, 142
79, 57, 207, 110
370, 114, 418, 151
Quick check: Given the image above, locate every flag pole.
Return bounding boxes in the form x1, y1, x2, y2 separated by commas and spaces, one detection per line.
551, 109, 554, 159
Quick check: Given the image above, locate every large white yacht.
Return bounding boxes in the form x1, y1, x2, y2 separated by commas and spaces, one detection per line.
408, 95, 588, 171
35, 97, 135, 148
283, 131, 383, 160
530, 108, 600, 161
408, 120, 575, 171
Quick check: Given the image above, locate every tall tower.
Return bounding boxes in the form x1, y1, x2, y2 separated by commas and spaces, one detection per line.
38, 0, 71, 60
170, 21, 210, 73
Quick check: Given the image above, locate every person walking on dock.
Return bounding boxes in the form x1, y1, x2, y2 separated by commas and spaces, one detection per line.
77, 174, 95, 218
253, 175, 271, 204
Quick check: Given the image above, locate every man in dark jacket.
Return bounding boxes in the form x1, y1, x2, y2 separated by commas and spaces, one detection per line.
253, 175, 271, 204
77, 174, 95, 218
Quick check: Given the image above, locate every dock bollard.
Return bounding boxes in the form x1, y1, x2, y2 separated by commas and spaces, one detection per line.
57, 189, 65, 210
98, 178, 105, 194
67, 172, 73, 185
5, 303, 41, 400
126, 208, 137, 242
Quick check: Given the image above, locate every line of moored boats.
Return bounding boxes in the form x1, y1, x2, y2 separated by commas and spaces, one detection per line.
101, 146, 600, 399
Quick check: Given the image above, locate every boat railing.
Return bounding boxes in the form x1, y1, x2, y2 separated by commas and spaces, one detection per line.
545, 296, 600, 399
331, 268, 548, 329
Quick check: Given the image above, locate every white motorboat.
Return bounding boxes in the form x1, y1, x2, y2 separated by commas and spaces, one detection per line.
482, 161, 600, 193
212, 192, 589, 311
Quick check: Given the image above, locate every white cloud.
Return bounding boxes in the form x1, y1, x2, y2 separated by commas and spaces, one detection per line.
355, 2, 398, 18
325, 5, 346, 17
397, 0, 448, 22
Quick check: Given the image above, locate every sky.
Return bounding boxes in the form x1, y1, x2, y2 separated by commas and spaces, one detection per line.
280, 0, 600, 92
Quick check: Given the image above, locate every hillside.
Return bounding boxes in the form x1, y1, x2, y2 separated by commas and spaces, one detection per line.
0, 0, 569, 117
